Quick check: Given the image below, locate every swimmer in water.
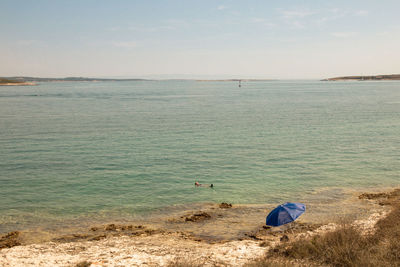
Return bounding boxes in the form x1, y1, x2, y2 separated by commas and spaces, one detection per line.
195, 181, 213, 188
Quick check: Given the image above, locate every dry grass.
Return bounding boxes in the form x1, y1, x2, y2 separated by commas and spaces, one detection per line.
274, 224, 375, 266
248, 190, 400, 267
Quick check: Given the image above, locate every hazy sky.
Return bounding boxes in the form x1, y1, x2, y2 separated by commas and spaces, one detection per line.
1, 0, 400, 79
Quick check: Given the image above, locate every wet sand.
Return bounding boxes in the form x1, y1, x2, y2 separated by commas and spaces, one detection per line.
0, 188, 392, 266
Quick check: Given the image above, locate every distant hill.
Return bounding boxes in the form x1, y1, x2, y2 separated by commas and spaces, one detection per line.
0, 76, 150, 82
323, 74, 400, 81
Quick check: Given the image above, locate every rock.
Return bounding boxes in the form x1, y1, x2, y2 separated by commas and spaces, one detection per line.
219, 203, 232, 209
183, 212, 211, 222
144, 229, 156, 235
280, 234, 289, 242
89, 234, 106, 241
53, 234, 91, 243
105, 224, 117, 231
359, 192, 389, 200
359, 189, 400, 201
0, 231, 21, 249
120, 225, 134, 231
245, 233, 262, 240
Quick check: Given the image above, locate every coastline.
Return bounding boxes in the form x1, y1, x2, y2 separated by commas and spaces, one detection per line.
0, 187, 394, 266
0, 82, 37, 86
322, 74, 400, 81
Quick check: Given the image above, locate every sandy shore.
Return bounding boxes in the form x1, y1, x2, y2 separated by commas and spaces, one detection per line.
0, 190, 392, 266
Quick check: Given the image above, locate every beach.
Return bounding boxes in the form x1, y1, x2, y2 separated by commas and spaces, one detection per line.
0, 187, 392, 267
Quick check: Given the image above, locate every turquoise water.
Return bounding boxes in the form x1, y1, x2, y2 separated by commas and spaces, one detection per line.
0, 80, 399, 232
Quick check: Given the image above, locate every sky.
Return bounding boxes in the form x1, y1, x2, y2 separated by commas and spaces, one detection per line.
1, 0, 400, 79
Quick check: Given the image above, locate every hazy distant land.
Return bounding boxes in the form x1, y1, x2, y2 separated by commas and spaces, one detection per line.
0, 77, 279, 86
323, 74, 400, 81
0, 78, 37, 86
196, 79, 276, 82
0, 76, 149, 84
2, 75, 400, 85
0, 77, 276, 83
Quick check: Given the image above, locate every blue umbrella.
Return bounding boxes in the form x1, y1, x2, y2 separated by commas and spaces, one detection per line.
266, 202, 306, 227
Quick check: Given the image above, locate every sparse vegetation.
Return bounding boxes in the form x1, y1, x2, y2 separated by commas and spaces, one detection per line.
247, 190, 400, 267
271, 224, 372, 266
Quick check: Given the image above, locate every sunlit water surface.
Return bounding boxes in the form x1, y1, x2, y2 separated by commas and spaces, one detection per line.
0, 80, 399, 234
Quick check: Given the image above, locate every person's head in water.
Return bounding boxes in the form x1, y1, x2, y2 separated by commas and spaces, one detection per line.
195, 181, 200, 186
210, 184, 214, 188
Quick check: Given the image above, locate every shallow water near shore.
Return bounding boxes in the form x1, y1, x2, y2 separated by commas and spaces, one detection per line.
0, 80, 399, 235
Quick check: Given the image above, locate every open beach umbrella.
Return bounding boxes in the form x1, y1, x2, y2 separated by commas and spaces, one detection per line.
266, 202, 306, 227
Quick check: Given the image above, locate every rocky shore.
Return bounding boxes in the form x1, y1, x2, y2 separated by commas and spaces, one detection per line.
0, 189, 396, 267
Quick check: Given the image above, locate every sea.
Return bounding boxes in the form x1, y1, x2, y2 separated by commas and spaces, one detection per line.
0, 80, 399, 235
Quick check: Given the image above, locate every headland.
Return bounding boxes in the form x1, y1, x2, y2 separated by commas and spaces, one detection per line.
0, 78, 36, 86
322, 74, 400, 81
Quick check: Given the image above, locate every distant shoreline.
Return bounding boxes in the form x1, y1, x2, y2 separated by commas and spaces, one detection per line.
0, 82, 37, 86
1, 76, 278, 83
0, 76, 150, 83
196, 79, 276, 82
322, 74, 400, 81
3, 75, 400, 83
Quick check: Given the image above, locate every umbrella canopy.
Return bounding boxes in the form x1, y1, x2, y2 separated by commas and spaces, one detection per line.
266, 202, 306, 227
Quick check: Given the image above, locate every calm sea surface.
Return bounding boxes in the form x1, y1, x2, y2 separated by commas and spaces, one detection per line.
0, 80, 399, 233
